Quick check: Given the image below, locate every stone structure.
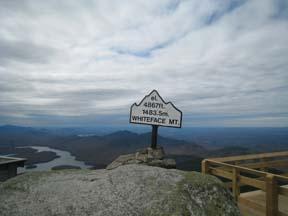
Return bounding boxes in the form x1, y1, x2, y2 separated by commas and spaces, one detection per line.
106, 146, 176, 170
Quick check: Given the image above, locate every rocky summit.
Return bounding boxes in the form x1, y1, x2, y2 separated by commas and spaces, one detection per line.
106, 146, 177, 170
0, 164, 240, 216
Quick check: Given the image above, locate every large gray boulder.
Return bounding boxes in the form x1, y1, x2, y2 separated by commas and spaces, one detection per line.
0, 165, 240, 216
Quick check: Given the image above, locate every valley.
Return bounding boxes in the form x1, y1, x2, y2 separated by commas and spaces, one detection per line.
1, 125, 288, 172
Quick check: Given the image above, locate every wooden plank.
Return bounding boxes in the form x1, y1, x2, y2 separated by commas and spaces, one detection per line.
209, 167, 233, 180
278, 211, 288, 216
238, 196, 265, 214
226, 177, 266, 189
242, 159, 288, 169
207, 160, 267, 177
0, 156, 27, 166
203, 154, 288, 215
239, 188, 288, 216
266, 174, 278, 216
239, 175, 266, 191
213, 166, 231, 171
275, 175, 288, 182
279, 186, 288, 197
0, 156, 26, 161
201, 160, 209, 174
232, 168, 240, 200
209, 151, 288, 163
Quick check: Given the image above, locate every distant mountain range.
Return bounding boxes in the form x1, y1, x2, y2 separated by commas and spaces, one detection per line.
0, 125, 288, 170
0, 125, 205, 168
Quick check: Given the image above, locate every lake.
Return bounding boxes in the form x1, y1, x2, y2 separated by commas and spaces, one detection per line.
18, 146, 92, 172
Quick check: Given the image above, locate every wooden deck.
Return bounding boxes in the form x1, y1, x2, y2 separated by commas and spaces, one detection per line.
238, 185, 288, 216
202, 151, 288, 216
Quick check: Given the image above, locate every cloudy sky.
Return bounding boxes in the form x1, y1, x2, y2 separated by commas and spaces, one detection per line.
0, 0, 287, 127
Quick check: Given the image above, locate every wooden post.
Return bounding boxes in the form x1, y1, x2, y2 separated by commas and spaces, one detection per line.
151, 125, 158, 149
201, 160, 209, 174
266, 174, 278, 216
232, 168, 240, 201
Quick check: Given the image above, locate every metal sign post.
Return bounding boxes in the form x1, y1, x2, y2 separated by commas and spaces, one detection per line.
151, 125, 158, 149
130, 90, 182, 149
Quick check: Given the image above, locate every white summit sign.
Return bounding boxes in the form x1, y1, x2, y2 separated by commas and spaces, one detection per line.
130, 90, 182, 128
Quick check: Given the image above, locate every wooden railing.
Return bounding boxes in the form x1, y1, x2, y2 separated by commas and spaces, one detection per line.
202, 151, 288, 216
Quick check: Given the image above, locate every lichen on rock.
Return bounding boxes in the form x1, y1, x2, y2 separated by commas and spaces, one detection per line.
106, 146, 176, 170
0, 164, 240, 216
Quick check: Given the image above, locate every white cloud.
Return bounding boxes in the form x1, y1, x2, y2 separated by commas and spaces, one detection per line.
0, 0, 287, 126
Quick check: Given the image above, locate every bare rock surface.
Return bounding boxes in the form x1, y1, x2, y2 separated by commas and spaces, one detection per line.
0, 164, 240, 216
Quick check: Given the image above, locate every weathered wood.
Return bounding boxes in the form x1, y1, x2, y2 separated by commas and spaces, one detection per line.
278, 211, 288, 216
239, 175, 266, 191
226, 177, 266, 189
0, 156, 26, 166
266, 174, 278, 216
203, 152, 288, 216
238, 196, 266, 214
274, 175, 288, 182
7, 163, 17, 178
209, 167, 233, 180
201, 160, 209, 174
209, 151, 288, 163
209, 161, 288, 181
242, 159, 288, 169
239, 187, 288, 216
206, 159, 267, 177
0, 156, 26, 181
278, 186, 288, 196
232, 168, 240, 201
